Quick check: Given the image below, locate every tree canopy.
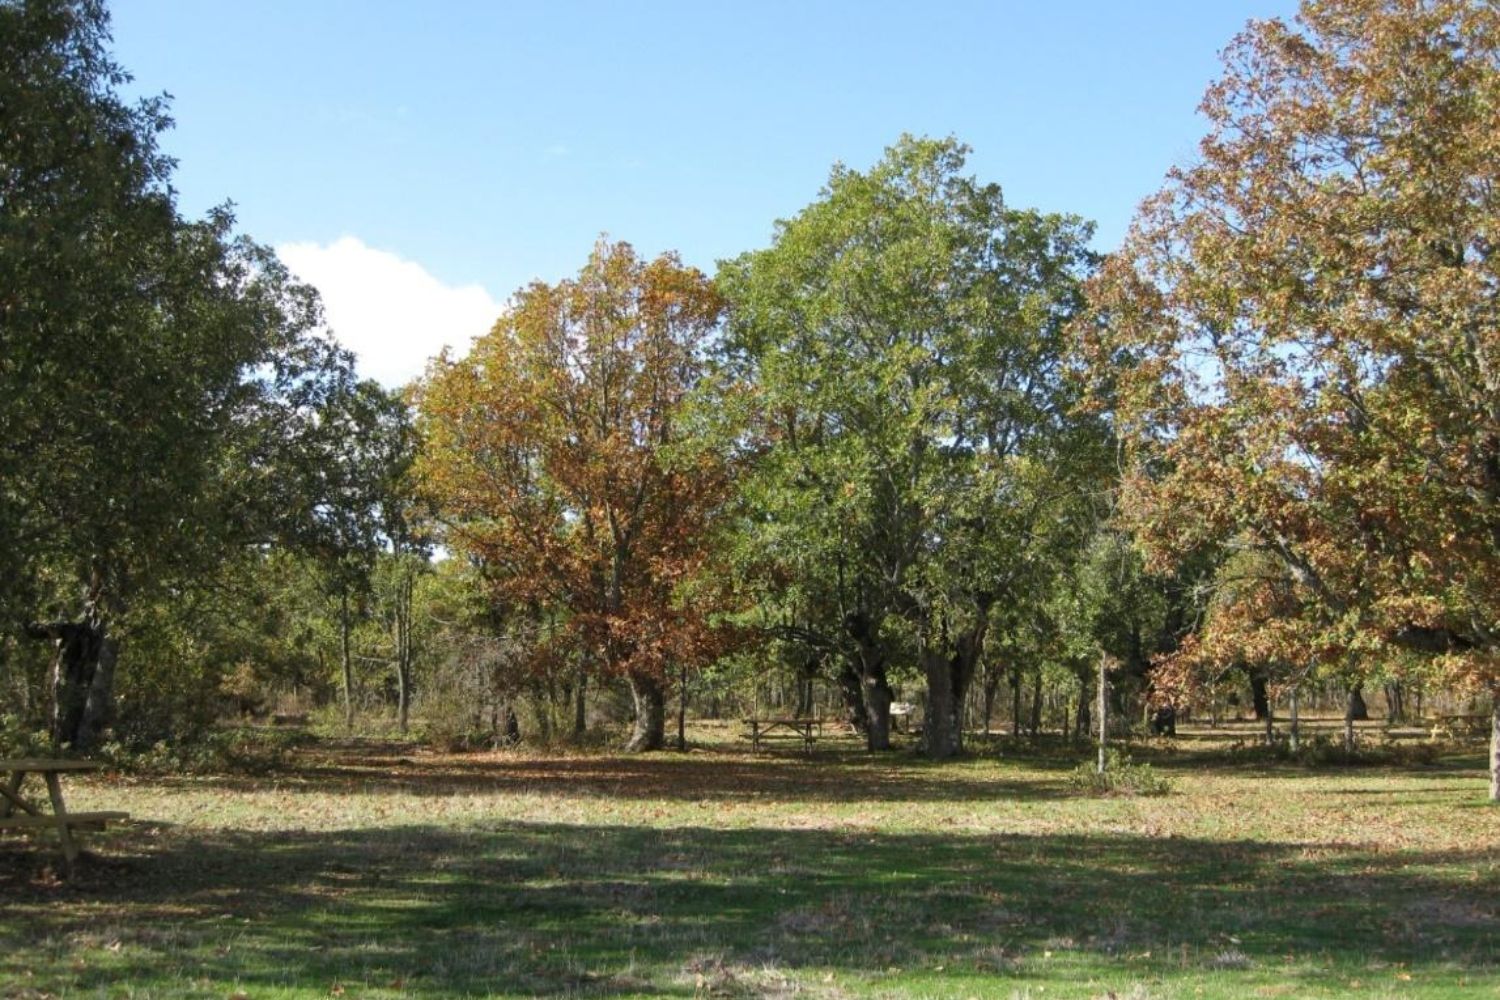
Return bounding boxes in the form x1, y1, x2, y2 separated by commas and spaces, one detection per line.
415, 239, 736, 752
1, 0, 379, 748
1081, 0, 1500, 794
720, 136, 1103, 756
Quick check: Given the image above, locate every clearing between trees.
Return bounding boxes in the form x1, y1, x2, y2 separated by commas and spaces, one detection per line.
1, 725, 1495, 999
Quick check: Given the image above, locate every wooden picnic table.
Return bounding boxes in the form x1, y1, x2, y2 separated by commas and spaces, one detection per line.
743, 717, 824, 752
0, 758, 127, 876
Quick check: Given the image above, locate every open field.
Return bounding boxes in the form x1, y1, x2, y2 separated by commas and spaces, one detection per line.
1, 725, 1496, 999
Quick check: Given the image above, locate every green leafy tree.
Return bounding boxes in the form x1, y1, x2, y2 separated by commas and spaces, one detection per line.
2, 0, 359, 748
720, 136, 1100, 756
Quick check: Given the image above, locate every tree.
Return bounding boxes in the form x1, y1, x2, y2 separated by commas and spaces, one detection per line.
1079, 0, 1500, 797
416, 240, 735, 752
1, 0, 360, 749
720, 136, 1100, 756
291, 380, 422, 731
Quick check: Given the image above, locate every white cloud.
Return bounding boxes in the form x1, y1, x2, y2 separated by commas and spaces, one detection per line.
277, 236, 501, 387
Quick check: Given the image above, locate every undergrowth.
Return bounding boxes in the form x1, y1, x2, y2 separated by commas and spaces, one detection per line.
1066, 748, 1173, 796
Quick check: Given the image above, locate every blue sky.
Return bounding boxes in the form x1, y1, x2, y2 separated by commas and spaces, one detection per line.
109, 0, 1299, 384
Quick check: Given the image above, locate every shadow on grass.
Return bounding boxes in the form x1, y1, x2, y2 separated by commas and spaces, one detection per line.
2, 818, 1496, 997
128, 747, 1073, 804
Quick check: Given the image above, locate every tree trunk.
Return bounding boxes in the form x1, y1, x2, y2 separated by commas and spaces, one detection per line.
395, 573, 412, 735
1490, 685, 1499, 803
837, 659, 867, 732
863, 667, 893, 751
340, 588, 355, 731
531, 686, 553, 742
1029, 670, 1043, 737
922, 624, 984, 759
624, 672, 666, 752
1075, 680, 1091, 744
27, 617, 111, 751
1250, 672, 1270, 721
1346, 684, 1369, 721
676, 660, 688, 752
922, 647, 959, 759
1289, 687, 1301, 752
1263, 700, 1275, 745
845, 612, 892, 751
1011, 666, 1023, 737
795, 657, 818, 718
982, 662, 1000, 734
78, 631, 117, 749
1096, 654, 1109, 774
1385, 682, 1406, 723
573, 660, 588, 737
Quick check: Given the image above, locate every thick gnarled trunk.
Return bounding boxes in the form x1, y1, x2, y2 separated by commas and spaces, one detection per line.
922, 627, 985, 759
845, 611, 892, 751
837, 659, 868, 733
624, 672, 665, 752
922, 649, 961, 758
862, 664, 893, 751
27, 616, 116, 751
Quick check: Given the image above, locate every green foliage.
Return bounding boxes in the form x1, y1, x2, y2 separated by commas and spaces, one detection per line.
96, 726, 314, 775
0, 0, 383, 750
0, 714, 52, 759
720, 135, 1105, 752
1067, 748, 1173, 796
1222, 734, 1443, 769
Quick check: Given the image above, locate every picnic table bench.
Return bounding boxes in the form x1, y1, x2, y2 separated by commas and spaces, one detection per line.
742, 717, 824, 753
0, 758, 128, 876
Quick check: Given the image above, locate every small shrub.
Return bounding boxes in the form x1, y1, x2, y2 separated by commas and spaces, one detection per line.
0, 714, 52, 758
1067, 748, 1173, 796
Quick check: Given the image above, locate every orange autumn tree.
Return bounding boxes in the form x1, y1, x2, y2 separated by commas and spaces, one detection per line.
1081, 0, 1500, 798
415, 240, 735, 751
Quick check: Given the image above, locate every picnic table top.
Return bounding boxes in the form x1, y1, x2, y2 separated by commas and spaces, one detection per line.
0, 758, 104, 772
742, 717, 827, 725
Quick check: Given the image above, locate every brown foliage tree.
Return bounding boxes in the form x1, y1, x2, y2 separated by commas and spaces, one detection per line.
1081, 0, 1500, 796
415, 240, 735, 751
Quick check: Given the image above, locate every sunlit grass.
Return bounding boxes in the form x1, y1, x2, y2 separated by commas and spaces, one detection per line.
1, 723, 1495, 998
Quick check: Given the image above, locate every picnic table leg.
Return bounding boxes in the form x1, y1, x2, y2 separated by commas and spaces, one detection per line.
43, 772, 78, 878
0, 771, 27, 819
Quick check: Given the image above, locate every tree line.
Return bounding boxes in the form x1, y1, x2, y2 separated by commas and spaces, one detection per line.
2, 0, 1496, 799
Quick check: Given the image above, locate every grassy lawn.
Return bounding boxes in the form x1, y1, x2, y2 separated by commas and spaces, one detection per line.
1, 724, 1496, 999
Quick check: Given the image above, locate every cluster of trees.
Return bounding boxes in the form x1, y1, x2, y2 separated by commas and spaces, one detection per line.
0, 0, 418, 750
4, 0, 1496, 798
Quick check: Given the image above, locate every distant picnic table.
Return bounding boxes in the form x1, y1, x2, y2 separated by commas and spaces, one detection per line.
0, 758, 127, 876
1431, 714, 1491, 738
742, 717, 825, 752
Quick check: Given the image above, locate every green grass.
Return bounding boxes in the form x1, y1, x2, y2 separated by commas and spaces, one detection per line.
1, 724, 1496, 998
